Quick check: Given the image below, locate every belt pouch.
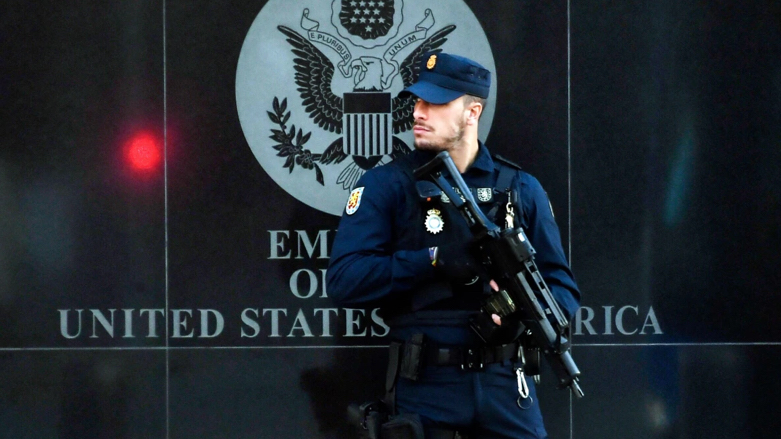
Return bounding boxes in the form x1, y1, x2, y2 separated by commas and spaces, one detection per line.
523, 346, 541, 376
399, 333, 425, 381
381, 413, 425, 439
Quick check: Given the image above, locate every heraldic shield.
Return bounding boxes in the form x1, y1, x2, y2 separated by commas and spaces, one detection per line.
332, 0, 403, 49
337, 0, 395, 40
343, 92, 392, 157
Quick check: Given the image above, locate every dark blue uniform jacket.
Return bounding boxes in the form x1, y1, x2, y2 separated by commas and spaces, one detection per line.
327, 144, 581, 331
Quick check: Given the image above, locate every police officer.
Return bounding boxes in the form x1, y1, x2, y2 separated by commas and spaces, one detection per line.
327, 52, 581, 439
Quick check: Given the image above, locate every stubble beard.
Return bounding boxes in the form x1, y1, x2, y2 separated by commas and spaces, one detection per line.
413, 119, 466, 152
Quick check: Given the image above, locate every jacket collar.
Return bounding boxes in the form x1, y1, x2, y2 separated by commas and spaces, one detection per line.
409, 141, 494, 174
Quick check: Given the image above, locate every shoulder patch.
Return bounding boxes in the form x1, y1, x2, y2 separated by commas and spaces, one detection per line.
345, 187, 364, 215
492, 154, 523, 171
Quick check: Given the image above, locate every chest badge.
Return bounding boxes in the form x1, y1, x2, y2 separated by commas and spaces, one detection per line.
425, 208, 444, 234
477, 188, 493, 202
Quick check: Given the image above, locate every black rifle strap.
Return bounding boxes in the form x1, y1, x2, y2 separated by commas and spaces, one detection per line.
494, 158, 517, 194
493, 155, 525, 228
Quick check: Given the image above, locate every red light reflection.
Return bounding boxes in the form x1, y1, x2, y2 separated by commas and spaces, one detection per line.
127, 132, 161, 171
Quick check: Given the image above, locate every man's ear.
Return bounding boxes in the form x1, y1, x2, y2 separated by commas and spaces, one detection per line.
466, 102, 483, 125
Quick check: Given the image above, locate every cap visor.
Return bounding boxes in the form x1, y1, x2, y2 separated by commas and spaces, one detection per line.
400, 82, 465, 105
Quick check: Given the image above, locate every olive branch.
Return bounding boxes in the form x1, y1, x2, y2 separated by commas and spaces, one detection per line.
268, 97, 324, 185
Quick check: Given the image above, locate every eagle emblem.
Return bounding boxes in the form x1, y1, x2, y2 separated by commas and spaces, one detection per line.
269, 6, 456, 189
236, 0, 496, 216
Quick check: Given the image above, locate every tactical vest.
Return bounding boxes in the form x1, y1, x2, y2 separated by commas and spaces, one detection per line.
381, 153, 525, 327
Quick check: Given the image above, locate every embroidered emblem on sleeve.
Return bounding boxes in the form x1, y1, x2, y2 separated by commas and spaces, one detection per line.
345, 187, 364, 215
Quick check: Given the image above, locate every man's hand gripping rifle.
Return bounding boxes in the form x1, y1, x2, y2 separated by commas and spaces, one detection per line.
414, 151, 584, 398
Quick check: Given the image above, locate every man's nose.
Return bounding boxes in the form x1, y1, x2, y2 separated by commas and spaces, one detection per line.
413, 100, 427, 120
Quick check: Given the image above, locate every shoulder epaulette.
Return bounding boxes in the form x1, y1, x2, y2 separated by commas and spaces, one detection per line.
492, 154, 523, 171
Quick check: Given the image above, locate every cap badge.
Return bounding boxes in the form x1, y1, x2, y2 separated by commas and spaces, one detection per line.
426, 54, 437, 70
425, 208, 444, 234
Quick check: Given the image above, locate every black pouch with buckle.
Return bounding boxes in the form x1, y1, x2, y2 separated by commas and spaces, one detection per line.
399, 333, 426, 381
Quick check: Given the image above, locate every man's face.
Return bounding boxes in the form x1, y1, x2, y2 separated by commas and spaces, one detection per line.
412, 97, 468, 151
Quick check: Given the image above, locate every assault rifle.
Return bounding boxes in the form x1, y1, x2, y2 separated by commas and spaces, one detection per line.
414, 151, 583, 398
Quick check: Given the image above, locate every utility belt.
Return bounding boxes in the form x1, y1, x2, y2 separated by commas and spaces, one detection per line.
395, 335, 530, 376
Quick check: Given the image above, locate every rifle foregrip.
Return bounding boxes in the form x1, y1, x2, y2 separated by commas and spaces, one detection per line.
547, 348, 583, 398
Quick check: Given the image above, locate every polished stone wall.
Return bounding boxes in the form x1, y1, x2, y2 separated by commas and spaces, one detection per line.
2, 1, 779, 437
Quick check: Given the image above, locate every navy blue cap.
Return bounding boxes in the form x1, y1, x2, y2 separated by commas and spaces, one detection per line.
400, 52, 491, 104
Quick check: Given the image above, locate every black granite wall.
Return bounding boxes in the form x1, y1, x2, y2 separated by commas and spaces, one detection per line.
2, 1, 779, 437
